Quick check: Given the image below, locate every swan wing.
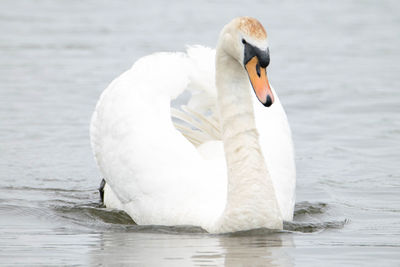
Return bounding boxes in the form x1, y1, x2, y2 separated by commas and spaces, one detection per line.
252, 89, 296, 221
90, 50, 226, 228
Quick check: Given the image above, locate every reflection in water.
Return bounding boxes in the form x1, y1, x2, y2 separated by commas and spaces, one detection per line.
90, 231, 219, 266
89, 227, 294, 266
219, 232, 294, 267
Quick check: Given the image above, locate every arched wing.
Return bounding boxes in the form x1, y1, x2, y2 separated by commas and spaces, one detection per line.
90, 49, 226, 227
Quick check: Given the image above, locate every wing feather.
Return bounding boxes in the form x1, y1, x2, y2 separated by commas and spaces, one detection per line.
90, 48, 227, 227
170, 46, 221, 146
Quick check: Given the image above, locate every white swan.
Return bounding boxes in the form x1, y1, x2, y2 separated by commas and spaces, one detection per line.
90, 17, 296, 233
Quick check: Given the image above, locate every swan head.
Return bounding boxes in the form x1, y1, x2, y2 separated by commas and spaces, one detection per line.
218, 17, 274, 107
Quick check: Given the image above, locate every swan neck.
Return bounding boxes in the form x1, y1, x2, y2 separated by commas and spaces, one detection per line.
215, 50, 260, 156
214, 48, 282, 233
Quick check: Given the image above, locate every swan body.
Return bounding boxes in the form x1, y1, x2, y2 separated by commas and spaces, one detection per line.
91, 17, 296, 233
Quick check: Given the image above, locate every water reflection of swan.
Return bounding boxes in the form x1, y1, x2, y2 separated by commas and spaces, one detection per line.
89, 229, 294, 266
91, 17, 296, 233
219, 231, 294, 267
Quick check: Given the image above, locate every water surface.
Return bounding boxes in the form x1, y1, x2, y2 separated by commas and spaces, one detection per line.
1, 0, 399, 266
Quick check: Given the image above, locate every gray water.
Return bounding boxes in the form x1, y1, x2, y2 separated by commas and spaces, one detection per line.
1, 0, 399, 266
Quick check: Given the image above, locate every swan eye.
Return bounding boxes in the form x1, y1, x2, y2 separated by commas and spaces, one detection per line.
242, 38, 247, 44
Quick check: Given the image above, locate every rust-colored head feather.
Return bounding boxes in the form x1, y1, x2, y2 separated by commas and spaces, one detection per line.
237, 17, 267, 40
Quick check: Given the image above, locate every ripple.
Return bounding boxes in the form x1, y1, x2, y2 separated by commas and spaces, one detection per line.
2, 190, 344, 235
1, 185, 84, 193
55, 204, 135, 225
53, 203, 209, 234
283, 219, 348, 233
294, 201, 327, 217
50, 200, 346, 235
124, 225, 207, 235
0, 204, 50, 218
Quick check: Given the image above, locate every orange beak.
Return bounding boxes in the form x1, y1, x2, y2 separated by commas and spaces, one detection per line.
245, 57, 274, 107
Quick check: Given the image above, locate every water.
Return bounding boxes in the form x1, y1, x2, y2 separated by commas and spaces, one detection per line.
1, 0, 399, 265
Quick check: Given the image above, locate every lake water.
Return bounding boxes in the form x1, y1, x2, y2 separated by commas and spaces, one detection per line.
1, 0, 399, 266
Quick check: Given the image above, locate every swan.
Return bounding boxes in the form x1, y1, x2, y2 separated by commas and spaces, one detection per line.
90, 17, 296, 233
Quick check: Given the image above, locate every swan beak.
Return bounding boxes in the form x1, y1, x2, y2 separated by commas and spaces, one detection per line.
245, 57, 274, 107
